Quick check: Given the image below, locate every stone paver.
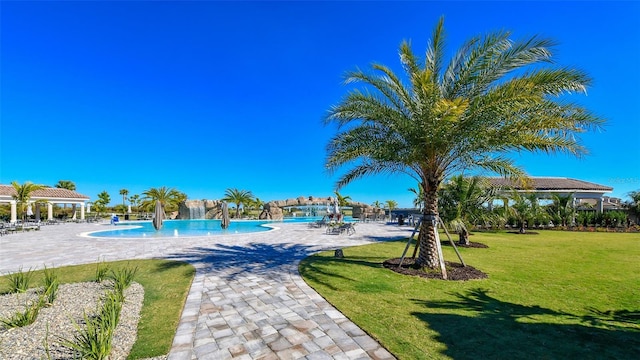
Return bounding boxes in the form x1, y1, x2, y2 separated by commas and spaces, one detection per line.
0, 220, 410, 359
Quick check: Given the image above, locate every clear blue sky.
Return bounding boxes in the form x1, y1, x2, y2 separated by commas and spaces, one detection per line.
1, 1, 639, 207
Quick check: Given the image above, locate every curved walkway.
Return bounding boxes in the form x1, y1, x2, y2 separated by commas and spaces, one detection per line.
0, 221, 413, 359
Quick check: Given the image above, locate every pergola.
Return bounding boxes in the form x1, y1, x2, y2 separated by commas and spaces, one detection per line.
0, 185, 90, 223
486, 177, 613, 213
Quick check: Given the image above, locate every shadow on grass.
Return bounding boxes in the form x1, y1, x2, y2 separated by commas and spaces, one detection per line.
584, 307, 640, 326
299, 254, 387, 291
412, 288, 640, 359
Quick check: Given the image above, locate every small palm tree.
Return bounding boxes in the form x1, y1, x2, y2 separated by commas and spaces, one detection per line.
222, 189, 254, 218
12, 181, 45, 222
408, 185, 425, 211
438, 175, 495, 244
94, 191, 111, 218
625, 190, 640, 225
325, 18, 604, 270
385, 200, 398, 220
547, 193, 575, 227
334, 191, 352, 207
507, 190, 549, 233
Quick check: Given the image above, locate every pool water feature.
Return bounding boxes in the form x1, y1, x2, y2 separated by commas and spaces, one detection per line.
88, 219, 276, 238
87, 217, 355, 238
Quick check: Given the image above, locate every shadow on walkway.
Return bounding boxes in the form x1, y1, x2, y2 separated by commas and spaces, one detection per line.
163, 242, 317, 280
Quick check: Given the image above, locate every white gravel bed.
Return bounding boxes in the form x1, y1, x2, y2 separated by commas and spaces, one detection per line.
0, 281, 145, 359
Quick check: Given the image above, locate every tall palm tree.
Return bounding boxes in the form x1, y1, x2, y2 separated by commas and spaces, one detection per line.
129, 194, 140, 215
12, 181, 45, 222
439, 175, 495, 244
324, 18, 605, 270
141, 187, 182, 213
55, 180, 76, 191
222, 188, 254, 218
119, 189, 129, 213
55, 180, 76, 216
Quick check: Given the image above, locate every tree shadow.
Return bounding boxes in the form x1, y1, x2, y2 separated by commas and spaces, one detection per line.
412, 288, 639, 359
162, 242, 318, 281
299, 254, 388, 291
583, 307, 640, 326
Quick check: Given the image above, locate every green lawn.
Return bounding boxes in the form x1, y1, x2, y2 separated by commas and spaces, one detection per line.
299, 230, 640, 359
0, 259, 195, 359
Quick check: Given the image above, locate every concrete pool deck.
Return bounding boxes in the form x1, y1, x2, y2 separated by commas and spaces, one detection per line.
0, 220, 414, 359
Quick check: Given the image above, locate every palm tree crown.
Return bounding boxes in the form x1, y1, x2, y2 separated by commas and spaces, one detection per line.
325, 17, 605, 269
12, 181, 45, 221
142, 187, 182, 212
222, 188, 254, 218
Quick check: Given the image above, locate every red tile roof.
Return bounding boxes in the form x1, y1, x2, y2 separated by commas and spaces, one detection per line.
0, 185, 90, 200
486, 177, 612, 192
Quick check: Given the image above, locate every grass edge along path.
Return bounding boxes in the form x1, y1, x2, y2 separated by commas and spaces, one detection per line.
299, 230, 640, 360
0, 259, 195, 359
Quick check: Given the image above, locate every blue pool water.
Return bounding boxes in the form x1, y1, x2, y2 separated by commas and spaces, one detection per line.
87, 217, 344, 238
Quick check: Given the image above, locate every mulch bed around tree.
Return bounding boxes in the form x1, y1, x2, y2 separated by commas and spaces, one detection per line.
383, 257, 488, 281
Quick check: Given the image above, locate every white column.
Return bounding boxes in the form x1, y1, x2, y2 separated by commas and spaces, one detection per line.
48, 202, 53, 220
80, 203, 85, 220
597, 198, 604, 213
10, 200, 17, 223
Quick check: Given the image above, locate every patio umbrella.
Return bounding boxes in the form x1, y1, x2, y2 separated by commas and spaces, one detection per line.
221, 202, 230, 229
152, 200, 164, 231
26, 204, 33, 217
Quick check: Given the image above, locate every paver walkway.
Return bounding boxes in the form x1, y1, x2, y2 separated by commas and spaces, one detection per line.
0, 220, 414, 359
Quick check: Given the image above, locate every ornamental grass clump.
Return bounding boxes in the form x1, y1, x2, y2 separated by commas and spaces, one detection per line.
61, 265, 137, 359
6, 266, 34, 293
109, 265, 138, 296
0, 295, 45, 328
94, 261, 110, 282
61, 289, 124, 359
42, 265, 59, 305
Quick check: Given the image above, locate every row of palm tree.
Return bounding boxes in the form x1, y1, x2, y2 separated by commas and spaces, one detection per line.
221, 188, 268, 218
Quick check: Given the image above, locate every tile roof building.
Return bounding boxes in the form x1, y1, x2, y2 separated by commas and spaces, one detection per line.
0, 184, 90, 223
486, 177, 614, 212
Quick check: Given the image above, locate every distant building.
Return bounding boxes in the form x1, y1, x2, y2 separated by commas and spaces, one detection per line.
486, 177, 613, 213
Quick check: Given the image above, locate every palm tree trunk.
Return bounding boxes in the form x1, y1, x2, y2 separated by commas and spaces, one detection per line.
458, 227, 470, 245
416, 184, 440, 269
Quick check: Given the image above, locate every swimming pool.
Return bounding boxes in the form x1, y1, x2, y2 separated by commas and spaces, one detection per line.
86, 217, 347, 238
